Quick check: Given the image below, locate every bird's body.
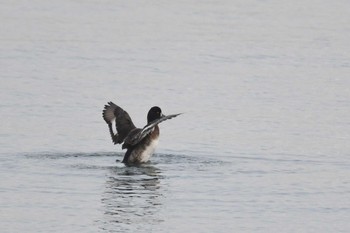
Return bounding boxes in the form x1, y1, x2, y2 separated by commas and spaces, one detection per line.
123, 126, 159, 163
102, 102, 180, 164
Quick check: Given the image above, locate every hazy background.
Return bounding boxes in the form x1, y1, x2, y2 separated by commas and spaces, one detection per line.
1, 1, 349, 232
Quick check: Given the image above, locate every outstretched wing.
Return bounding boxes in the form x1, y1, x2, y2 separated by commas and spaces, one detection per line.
125, 113, 182, 146
102, 102, 136, 144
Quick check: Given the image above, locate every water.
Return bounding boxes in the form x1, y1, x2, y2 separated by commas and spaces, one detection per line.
1, 0, 350, 232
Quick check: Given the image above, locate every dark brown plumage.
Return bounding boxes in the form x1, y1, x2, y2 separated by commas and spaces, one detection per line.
102, 102, 181, 164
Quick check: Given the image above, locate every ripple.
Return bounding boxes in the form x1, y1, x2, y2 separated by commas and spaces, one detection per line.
20, 151, 225, 167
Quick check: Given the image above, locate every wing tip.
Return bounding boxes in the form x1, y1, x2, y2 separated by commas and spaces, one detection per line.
102, 102, 117, 124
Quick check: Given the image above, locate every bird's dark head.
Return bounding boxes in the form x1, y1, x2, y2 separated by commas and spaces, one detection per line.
147, 106, 164, 123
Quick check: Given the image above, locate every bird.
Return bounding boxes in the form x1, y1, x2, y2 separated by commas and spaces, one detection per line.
102, 101, 181, 164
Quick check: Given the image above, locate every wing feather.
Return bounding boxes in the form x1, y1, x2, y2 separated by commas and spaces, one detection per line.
102, 102, 136, 144
125, 113, 182, 146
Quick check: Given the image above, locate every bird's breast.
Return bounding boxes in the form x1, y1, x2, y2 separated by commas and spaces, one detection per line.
137, 137, 159, 163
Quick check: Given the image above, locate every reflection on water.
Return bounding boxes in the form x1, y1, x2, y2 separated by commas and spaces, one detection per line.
100, 164, 163, 232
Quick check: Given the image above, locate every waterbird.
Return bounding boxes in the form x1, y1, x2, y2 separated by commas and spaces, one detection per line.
102, 102, 181, 164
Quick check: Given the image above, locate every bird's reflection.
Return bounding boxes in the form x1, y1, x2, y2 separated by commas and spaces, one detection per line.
100, 163, 164, 232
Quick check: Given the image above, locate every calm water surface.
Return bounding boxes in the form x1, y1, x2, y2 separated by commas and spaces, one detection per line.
1, 1, 350, 232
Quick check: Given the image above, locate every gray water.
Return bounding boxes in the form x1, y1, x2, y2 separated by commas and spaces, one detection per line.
1, 1, 350, 232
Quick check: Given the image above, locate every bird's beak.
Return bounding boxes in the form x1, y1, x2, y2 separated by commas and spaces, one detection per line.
161, 113, 165, 118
